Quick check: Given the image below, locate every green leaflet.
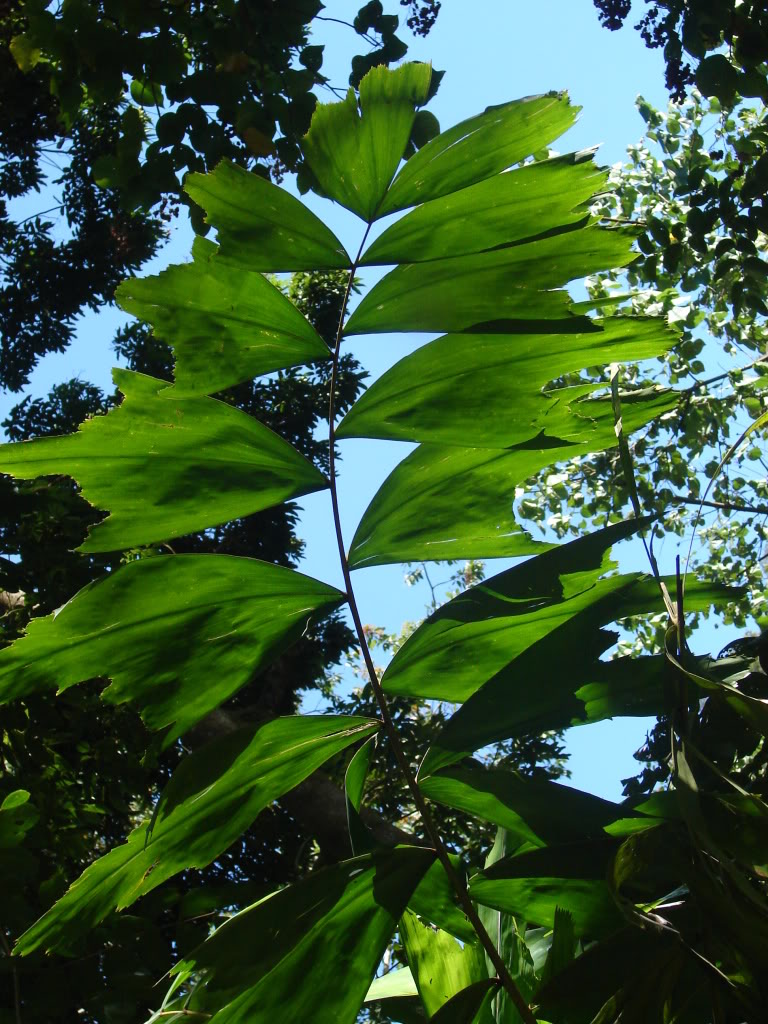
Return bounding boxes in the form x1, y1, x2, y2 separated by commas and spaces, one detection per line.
419, 765, 651, 849
365, 967, 419, 1002
347, 389, 678, 569
14, 716, 379, 956
345, 226, 635, 336
421, 581, 741, 770
0, 369, 327, 552
468, 839, 625, 939
476, 829, 538, 1024
116, 242, 329, 396
400, 909, 487, 1016
381, 518, 650, 704
361, 150, 605, 265
0, 554, 344, 742
420, 579, 740, 777
184, 160, 350, 270
302, 62, 432, 221
407, 858, 478, 944
377, 92, 578, 217
337, 318, 675, 446
172, 848, 436, 1024
0, 790, 38, 849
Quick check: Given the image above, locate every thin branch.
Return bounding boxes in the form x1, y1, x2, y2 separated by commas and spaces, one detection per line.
327, 230, 538, 1024
669, 496, 768, 516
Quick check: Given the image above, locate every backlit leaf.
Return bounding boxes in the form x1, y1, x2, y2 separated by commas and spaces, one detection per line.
116, 241, 329, 396
362, 150, 605, 265
345, 226, 635, 336
0, 554, 344, 741
15, 716, 379, 955
174, 847, 436, 1023
377, 92, 578, 216
337, 319, 675, 446
381, 519, 650, 704
400, 909, 487, 1016
469, 840, 624, 938
302, 62, 432, 221
0, 369, 327, 552
184, 160, 350, 270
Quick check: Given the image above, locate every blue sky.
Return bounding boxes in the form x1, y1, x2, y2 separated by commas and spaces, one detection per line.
3, 2, 719, 799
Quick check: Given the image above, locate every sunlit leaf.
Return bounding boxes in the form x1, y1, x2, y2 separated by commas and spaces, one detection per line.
174, 847, 436, 1023
378, 92, 578, 216
420, 578, 737, 776
419, 765, 649, 846
184, 160, 350, 270
381, 519, 650, 704
0, 370, 327, 552
116, 241, 329, 396
0, 554, 344, 741
15, 716, 379, 955
338, 319, 675, 446
400, 909, 487, 1016
348, 389, 677, 569
362, 150, 605, 265
345, 226, 635, 336
302, 62, 432, 221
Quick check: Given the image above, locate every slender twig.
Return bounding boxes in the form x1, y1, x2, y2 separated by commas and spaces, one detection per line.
0, 929, 21, 1024
327, 230, 538, 1024
668, 496, 768, 516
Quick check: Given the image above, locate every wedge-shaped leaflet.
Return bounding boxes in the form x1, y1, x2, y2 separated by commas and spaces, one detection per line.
361, 150, 605, 265
345, 226, 635, 335
469, 839, 625, 938
377, 92, 578, 217
365, 967, 418, 1001
420, 766, 653, 849
338, 318, 675, 447
347, 389, 678, 569
184, 160, 350, 270
420, 578, 739, 776
0, 555, 344, 741
381, 518, 649, 703
400, 909, 487, 1016
116, 243, 329, 396
0, 370, 327, 552
15, 715, 378, 956
302, 62, 432, 221
170, 848, 436, 1024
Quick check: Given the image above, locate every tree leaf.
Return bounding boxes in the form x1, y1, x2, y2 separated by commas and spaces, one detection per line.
184, 159, 350, 270
420, 578, 736, 776
302, 62, 432, 221
0, 554, 344, 741
377, 92, 578, 217
173, 847, 436, 1023
419, 765, 646, 848
14, 715, 379, 955
347, 389, 678, 569
345, 734, 376, 855
0, 369, 327, 552
407, 856, 478, 943
362, 150, 605, 265
337, 318, 675, 446
366, 967, 419, 1001
116, 242, 330, 396
381, 518, 651, 704
345, 226, 635, 335
468, 839, 625, 938
400, 909, 487, 1016
428, 980, 497, 1024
